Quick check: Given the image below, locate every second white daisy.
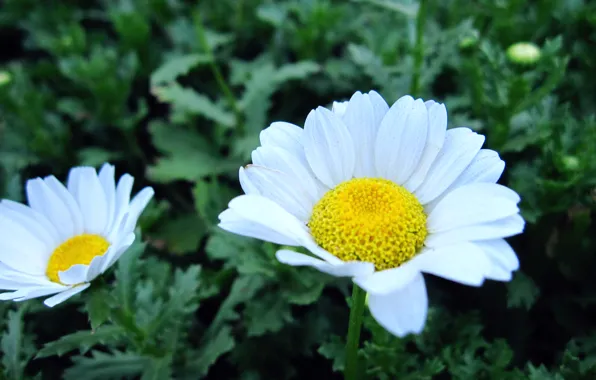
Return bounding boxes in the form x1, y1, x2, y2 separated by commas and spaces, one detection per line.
0, 164, 153, 307
219, 91, 524, 337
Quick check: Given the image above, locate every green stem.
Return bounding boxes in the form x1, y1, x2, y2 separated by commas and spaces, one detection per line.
410, 0, 428, 96
195, 15, 242, 131
344, 284, 367, 380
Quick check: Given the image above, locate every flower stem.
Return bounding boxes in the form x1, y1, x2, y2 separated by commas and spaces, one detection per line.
344, 284, 367, 380
410, 0, 428, 96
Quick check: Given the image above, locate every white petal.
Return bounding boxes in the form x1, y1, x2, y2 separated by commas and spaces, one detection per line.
425, 214, 525, 247
0, 200, 60, 245
98, 164, 116, 236
332, 101, 348, 116
367, 273, 428, 337
102, 233, 135, 271
58, 264, 89, 285
474, 239, 519, 281
375, 97, 429, 184
260, 122, 304, 158
403, 101, 447, 191
44, 283, 90, 307
342, 92, 380, 177
69, 167, 108, 234
414, 128, 485, 204
239, 165, 315, 222
427, 183, 521, 233
85, 254, 107, 282
276, 250, 374, 277
219, 209, 299, 246
43, 176, 84, 236
354, 261, 420, 295
120, 187, 154, 236
251, 146, 327, 200
107, 174, 134, 236
414, 243, 492, 286
367, 91, 390, 124
27, 178, 76, 240
0, 214, 48, 275
303, 107, 355, 188
424, 149, 505, 213
0, 202, 56, 253
218, 195, 313, 246
0, 284, 67, 301
0, 262, 55, 289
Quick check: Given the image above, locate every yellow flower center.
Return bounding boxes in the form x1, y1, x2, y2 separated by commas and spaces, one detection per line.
46, 234, 110, 283
308, 178, 427, 270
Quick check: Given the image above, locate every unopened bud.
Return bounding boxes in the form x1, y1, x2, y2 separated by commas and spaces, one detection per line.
0, 71, 12, 87
506, 42, 541, 65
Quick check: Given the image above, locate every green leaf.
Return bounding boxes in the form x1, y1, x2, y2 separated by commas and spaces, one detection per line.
151, 54, 211, 86
77, 147, 123, 167
2, 307, 27, 379
153, 83, 235, 127
141, 356, 173, 380
191, 326, 235, 377
145, 265, 202, 336
64, 350, 148, 380
151, 214, 206, 254
115, 240, 146, 314
147, 155, 239, 183
507, 271, 540, 310
36, 326, 125, 359
318, 335, 345, 372
244, 293, 293, 336
85, 286, 112, 331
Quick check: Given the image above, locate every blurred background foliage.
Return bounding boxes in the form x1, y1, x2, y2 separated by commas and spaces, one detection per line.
0, 0, 595, 379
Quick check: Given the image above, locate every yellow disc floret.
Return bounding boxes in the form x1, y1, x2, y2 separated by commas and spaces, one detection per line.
308, 178, 427, 270
46, 234, 110, 283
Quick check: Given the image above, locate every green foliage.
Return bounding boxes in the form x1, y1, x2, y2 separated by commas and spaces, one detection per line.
0, 0, 596, 378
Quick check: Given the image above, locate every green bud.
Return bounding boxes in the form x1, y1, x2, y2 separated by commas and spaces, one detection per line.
365, 292, 369, 307
562, 155, 580, 171
459, 30, 480, 51
0, 71, 12, 87
506, 42, 541, 65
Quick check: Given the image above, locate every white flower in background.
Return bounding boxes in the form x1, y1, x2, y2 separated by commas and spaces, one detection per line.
0, 164, 154, 307
218, 90, 525, 337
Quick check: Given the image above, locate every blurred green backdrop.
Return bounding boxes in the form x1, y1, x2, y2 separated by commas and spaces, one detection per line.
0, 0, 596, 379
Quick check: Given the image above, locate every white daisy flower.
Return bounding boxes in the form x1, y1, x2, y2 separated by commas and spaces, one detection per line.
0, 164, 154, 307
218, 90, 525, 337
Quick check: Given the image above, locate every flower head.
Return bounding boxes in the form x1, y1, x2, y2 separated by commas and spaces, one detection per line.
0, 164, 153, 307
219, 91, 524, 337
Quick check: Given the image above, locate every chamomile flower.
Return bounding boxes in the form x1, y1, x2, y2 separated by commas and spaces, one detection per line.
218, 91, 524, 337
0, 164, 153, 307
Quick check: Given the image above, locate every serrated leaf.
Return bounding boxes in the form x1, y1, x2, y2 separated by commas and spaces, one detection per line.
2, 307, 27, 379
507, 271, 540, 310
147, 155, 240, 183
238, 60, 319, 136
36, 326, 125, 359
318, 335, 345, 372
115, 240, 145, 314
146, 265, 202, 336
78, 147, 123, 167
64, 350, 148, 380
86, 286, 112, 330
151, 54, 211, 86
141, 356, 173, 380
244, 293, 293, 336
192, 326, 235, 377
153, 83, 235, 127
148, 121, 214, 156
151, 214, 206, 254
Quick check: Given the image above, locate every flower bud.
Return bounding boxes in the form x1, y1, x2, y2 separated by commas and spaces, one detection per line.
506, 42, 541, 65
